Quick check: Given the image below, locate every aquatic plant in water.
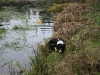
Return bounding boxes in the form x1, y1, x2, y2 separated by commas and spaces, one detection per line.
0, 28, 6, 34
13, 26, 30, 31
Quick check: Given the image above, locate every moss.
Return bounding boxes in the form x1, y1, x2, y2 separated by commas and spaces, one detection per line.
48, 3, 68, 13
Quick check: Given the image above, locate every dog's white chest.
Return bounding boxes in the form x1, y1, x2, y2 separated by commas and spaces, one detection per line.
57, 40, 64, 45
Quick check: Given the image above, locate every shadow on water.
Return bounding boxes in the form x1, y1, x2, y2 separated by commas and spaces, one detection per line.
0, 7, 53, 74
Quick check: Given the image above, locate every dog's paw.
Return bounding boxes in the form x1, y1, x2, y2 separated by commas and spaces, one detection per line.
59, 50, 62, 53
55, 47, 57, 51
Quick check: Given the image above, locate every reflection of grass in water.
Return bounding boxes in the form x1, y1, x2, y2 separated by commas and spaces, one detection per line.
0, 6, 26, 22
13, 25, 37, 31
3, 41, 22, 50
13, 26, 30, 31
0, 35, 2, 39
0, 28, 6, 34
0, 28, 6, 39
0, 7, 13, 22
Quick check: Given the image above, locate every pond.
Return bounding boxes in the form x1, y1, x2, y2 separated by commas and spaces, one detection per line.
0, 7, 53, 74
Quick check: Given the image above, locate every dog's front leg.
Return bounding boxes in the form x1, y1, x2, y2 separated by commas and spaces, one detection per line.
55, 47, 57, 51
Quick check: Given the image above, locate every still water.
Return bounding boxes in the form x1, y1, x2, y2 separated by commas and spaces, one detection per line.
0, 7, 53, 74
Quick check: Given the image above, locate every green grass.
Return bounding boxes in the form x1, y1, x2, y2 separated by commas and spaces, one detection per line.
86, 2, 100, 25
0, 28, 6, 34
27, 51, 62, 75
13, 25, 37, 31
0, 28, 6, 39
2, 41, 23, 50
48, 3, 68, 13
13, 26, 30, 31
0, 7, 26, 22
84, 39, 100, 51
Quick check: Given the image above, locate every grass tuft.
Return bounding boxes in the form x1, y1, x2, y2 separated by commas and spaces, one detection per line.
0, 28, 6, 34
13, 26, 30, 31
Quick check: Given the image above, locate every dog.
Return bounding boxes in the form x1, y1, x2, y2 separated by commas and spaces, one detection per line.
46, 38, 65, 53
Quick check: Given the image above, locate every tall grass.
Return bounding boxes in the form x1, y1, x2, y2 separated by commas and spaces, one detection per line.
13, 26, 30, 31
26, 46, 63, 75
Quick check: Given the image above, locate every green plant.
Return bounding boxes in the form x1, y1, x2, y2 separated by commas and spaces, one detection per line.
26, 46, 63, 75
48, 3, 68, 13
2, 41, 21, 50
0, 28, 6, 34
13, 26, 30, 31
86, 2, 100, 25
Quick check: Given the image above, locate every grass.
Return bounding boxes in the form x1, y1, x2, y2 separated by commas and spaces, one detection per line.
1, 40, 30, 50
48, 3, 68, 13
0, 6, 26, 22
26, 47, 63, 75
0, 28, 6, 34
13, 26, 30, 31
84, 39, 100, 51
86, 2, 100, 25
13, 25, 38, 31
2, 41, 21, 50
0, 28, 6, 39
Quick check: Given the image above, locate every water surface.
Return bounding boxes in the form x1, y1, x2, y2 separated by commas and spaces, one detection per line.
0, 7, 53, 74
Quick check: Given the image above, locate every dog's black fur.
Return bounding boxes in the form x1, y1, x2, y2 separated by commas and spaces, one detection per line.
46, 38, 65, 53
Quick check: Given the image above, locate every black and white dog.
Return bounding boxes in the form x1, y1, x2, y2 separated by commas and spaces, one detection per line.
47, 38, 65, 53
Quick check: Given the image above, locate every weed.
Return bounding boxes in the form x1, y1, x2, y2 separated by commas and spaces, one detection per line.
48, 3, 68, 13
27, 46, 62, 75
0, 28, 6, 34
13, 26, 30, 31
2, 41, 21, 50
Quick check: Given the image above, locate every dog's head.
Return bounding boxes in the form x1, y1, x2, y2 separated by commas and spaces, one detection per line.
56, 44, 65, 53
47, 38, 65, 53
56, 40, 65, 53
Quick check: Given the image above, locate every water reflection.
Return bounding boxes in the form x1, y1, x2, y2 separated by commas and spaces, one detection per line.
0, 8, 53, 74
